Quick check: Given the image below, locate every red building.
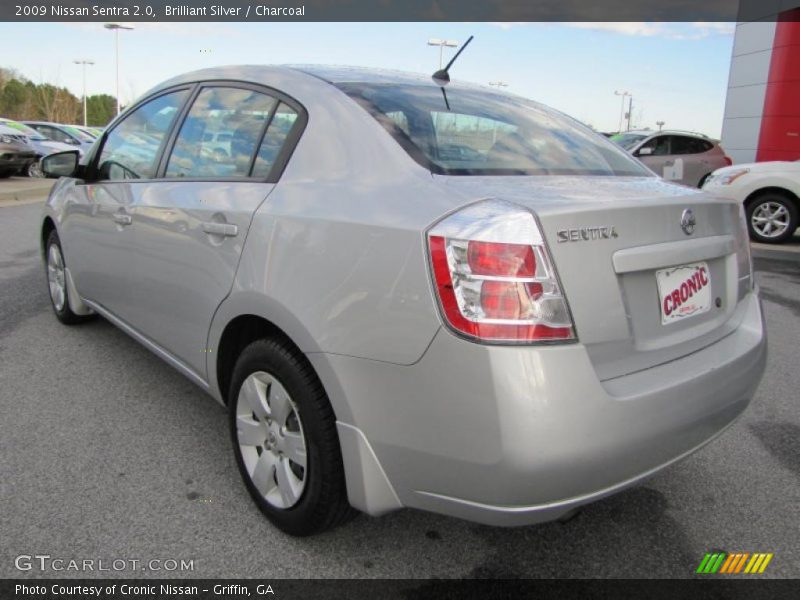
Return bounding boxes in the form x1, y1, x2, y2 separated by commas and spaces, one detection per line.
721, 6, 800, 164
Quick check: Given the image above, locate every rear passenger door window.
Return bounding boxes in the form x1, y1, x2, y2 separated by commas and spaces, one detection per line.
96, 90, 189, 180
165, 87, 277, 178
639, 135, 670, 156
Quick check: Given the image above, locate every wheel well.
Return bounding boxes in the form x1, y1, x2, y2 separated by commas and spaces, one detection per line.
744, 187, 799, 212
216, 315, 299, 405
41, 217, 56, 258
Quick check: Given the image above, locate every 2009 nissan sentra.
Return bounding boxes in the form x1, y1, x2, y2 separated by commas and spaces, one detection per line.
39, 65, 767, 536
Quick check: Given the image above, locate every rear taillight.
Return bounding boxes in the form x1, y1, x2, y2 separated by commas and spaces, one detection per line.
427, 199, 575, 343
723, 156, 733, 166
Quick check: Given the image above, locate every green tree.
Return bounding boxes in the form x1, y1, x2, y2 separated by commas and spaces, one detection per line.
86, 94, 116, 126
0, 78, 30, 119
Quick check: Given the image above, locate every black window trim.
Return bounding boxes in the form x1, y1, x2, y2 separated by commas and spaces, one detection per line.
156, 80, 307, 183
85, 79, 308, 185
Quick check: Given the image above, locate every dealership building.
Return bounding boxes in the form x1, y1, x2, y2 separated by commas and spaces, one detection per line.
721, 4, 800, 164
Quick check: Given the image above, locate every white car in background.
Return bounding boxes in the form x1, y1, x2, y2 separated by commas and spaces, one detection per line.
702, 160, 800, 244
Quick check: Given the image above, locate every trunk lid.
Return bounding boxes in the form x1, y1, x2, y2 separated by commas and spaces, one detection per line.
435, 175, 752, 381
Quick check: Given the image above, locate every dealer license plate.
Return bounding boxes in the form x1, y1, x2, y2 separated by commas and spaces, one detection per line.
656, 262, 712, 325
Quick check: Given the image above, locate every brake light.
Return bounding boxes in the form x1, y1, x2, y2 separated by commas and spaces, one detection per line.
427, 200, 575, 343
723, 156, 733, 166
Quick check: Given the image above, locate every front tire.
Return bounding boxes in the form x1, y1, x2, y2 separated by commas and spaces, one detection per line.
45, 230, 91, 325
229, 338, 357, 536
27, 159, 43, 178
746, 191, 798, 244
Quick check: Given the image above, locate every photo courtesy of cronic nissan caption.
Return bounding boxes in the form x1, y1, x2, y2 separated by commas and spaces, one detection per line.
38, 62, 766, 536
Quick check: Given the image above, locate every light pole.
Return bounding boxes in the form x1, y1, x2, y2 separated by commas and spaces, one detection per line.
656, 120, 665, 131
626, 96, 634, 131
73, 59, 94, 127
427, 38, 458, 69
104, 23, 134, 115
488, 81, 509, 88
614, 90, 631, 133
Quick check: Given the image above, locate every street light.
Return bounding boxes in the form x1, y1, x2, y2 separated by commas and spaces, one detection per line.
73, 59, 94, 127
104, 23, 134, 115
427, 38, 458, 69
656, 120, 665, 131
614, 90, 631, 133
488, 81, 509, 88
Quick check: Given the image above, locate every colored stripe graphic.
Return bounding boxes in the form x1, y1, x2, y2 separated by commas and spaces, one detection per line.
697, 553, 727, 573
699, 552, 774, 574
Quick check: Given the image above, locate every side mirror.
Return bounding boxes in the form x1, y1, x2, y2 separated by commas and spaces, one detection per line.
41, 151, 80, 179
637, 146, 654, 156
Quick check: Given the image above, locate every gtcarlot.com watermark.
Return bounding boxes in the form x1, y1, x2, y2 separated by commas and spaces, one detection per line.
15, 554, 194, 573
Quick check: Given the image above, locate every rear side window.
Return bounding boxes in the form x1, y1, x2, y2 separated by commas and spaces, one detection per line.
339, 83, 649, 177
39, 125, 72, 144
166, 87, 277, 178
251, 103, 299, 178
97, 90, 189, 180
670, 136, 711, 155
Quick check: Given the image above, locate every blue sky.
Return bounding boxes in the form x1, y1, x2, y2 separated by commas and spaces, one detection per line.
0, 22, 734, 136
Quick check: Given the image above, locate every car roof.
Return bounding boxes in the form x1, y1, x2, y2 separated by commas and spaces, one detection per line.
145, 64, 506, 100
629, 129, 712, 140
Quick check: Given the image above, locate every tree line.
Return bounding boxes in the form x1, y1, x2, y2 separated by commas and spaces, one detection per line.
0, 67, 116, 126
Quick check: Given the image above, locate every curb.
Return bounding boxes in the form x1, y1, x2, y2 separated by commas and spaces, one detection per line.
0, 181, 54, 206
752, 248, 800, 263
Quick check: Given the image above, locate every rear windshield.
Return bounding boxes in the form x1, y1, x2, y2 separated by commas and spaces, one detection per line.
338, 83, 650, 177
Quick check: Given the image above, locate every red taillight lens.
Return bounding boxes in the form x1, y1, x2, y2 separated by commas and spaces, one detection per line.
467, 241, 536, 277
723, 156, 733, 166
428, 234, 574, 343
427, 200, 575, 343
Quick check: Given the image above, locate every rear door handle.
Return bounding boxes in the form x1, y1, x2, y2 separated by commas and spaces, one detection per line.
113, 213, 132, 226
201, 222, 238, 237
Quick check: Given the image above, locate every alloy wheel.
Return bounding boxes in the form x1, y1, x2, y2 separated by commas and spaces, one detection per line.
751, 201, 791, 239
235, 371, 307, 509
47, 244, 66, 312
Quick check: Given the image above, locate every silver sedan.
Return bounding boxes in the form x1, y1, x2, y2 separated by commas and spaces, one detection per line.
39, 66, 766, 536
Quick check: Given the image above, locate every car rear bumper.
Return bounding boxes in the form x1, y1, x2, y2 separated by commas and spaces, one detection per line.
311, 290, 766, 526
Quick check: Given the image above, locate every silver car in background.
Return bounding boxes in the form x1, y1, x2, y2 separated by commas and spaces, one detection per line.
40, 66, 766, 536
612, 130, 732, 188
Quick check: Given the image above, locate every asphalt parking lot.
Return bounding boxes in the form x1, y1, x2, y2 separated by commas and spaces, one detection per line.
0, 194, 798, 579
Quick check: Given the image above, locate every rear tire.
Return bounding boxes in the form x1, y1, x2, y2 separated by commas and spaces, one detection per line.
0, 169, 14, 179
45, 230, 92, 325
698, 173, 711, 188
745, 191, 798, 244
228, 338, 357, 536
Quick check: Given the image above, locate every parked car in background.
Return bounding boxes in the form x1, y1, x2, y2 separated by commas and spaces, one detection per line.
0, 118, 80, 176
70, 125, 103, 140
22, 121, 96, 153
0, 124, 36, 177
612, 130, 732, 188
201, 130, 234, 160
703, 160, 800, 244
39, 66, 765, 536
